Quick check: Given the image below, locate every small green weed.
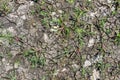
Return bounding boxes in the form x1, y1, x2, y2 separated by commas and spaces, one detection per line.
0, 33, 13, 39
95, 61, 111, 72
50, 18, 62, 26
62, 26, 71, 38
99, 18, 107, 28
8, 75, 16, 80
111, 10, 117, 15
73, 8, 86, 18
63, 47, 70, 56
75, 27, 86, 47
0, 0, 11, 16
41, 76, 46, 80
81, 67, 87, 77
5, 70, 17, 80
115, 32, 120, 45
23, 49, 46, 67
66, 0, 75, 4
0, 33, 13, 44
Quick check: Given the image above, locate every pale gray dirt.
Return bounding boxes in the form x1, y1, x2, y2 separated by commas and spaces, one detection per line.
0, 0, 120, 80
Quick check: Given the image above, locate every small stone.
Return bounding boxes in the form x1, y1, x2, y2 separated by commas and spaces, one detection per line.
107, 0, 111, 3
21, 15, 26, 20
53, 25, 59, 29
75, 2, 79, 7
83, 60, 91, 67
14, 61, 20, 68
88, 0, 91, 1
50, 25, 59, 32
61, 68, 67, 72
72, 63, 79, 70
111, 7, 115, 11
56, 3, 62, 7
89, 12, 97, 18
90, 69, 100, 80
29, 1, 34, 6
2, 58, 6, 62
51, 12, 56, 16
44, 33, 49, 43
58, 10, 63, 14
50, 28, 58, 32
88, 38, 95, 47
